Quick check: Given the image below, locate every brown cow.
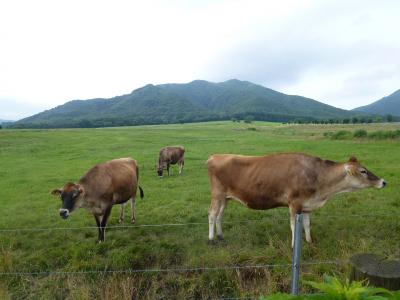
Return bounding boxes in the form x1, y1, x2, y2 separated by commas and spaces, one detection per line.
207, 153, 386, 246
157, 146, 185, 177
51, 158, 144, 242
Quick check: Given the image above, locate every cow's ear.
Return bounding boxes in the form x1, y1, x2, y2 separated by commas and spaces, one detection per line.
349, 156, 358, 163
77, 184, 84, 194
51, 188, 62, 196
72, 184, 84, 198
345, 165, 354, 176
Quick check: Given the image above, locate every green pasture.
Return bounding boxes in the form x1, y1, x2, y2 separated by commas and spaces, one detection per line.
0, 121, 399, 299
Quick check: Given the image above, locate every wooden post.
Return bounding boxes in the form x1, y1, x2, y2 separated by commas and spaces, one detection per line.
350, 253, 400, 291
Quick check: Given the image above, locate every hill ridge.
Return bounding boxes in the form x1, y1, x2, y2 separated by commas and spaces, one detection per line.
13, 79, 360, 128
353, 89, 400, 116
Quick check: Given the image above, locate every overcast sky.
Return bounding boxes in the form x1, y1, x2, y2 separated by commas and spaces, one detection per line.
1, 0, 399, 120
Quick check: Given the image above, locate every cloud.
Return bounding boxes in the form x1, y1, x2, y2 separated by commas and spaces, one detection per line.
199, 0, 400, 109
1, 0, 399, 118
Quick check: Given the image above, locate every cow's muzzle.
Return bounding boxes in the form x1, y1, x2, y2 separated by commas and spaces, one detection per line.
376, 179, 386, 189
59, 208, 70, 219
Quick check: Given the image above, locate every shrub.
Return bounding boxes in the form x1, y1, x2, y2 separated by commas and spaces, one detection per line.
247, 127, 257, 131
353, 129, 367, 138
304, 275, 394, 299
260, 275, 395, 299
368, 130, 400, 139
331, 130, 352, 140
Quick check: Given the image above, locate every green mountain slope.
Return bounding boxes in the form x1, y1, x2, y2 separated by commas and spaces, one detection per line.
353, 89, 400, 116
13, 79, 356, 128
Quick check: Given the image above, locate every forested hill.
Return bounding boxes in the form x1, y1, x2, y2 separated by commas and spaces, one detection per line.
12, 79, 356, 128
353, 89, 400, 116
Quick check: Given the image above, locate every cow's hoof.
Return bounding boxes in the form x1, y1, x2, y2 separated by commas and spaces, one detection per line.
131, 219, 136, 224
217, 236, 227, 245
306, 236, 315, 245
118, 219, 123, 224
207, 239, 217, 246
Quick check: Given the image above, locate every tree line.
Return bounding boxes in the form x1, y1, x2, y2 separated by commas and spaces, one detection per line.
4, 113, 398, 129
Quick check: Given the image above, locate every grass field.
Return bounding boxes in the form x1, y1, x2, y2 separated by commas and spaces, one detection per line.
0, 121, 399, 299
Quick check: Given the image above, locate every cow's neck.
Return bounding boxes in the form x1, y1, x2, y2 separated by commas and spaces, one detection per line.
319, 163, 352, 198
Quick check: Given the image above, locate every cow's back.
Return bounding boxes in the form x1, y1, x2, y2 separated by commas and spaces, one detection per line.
160, 146, 185, 164
80, 158, 138, 201
207, 153, 321, 209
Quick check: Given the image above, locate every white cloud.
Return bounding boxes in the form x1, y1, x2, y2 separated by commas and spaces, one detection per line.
1, 0, 399, 119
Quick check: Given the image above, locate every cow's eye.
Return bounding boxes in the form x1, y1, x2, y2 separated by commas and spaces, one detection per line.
360, 170, 367, 174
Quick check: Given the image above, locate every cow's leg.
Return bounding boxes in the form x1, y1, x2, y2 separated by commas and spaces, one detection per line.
216, 199, 227, 240
99, 207, 112, 243
208, 178, 225, 243
208, 202, 219, 242
167, 164, 170, 176
94, 215, 102, 242
290, 215, 295, 248
302, 213, 312, 243
178, 159, 184, 174
289, 205, 303, 247
119, 203, 125, 223
130, 197, 136, 224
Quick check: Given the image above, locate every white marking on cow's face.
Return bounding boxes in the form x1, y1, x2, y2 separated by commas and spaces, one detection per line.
59, 208, 70, 219
376, 179, 386, 189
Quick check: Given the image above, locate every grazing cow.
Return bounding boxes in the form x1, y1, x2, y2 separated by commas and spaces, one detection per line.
207, 153, 386, 246
51, 158, 144, 242
157, 146, 185, 177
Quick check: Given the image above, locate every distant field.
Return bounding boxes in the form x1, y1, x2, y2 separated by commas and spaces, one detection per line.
0, 121, 399, 299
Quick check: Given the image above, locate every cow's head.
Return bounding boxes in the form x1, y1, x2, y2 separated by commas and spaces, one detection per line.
51, 182, 84, 219
344, 156, 386, 189
156, 163, 165, 177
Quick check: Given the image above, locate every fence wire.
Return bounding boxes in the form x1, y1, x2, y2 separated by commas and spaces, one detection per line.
0, 213, 390, 281
0, 260, 341, 277
0, 213, 394, 233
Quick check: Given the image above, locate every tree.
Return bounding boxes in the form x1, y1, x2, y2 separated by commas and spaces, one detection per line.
386, 114, 393, 122
244, 115, 254, 123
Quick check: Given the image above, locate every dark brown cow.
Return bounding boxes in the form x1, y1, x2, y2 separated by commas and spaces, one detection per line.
51, 158, 144, 242
157, 146, 185, 177
207, 153, 386, 246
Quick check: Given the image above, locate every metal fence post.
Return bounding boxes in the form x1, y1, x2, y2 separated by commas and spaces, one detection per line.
291, 213, 303, 295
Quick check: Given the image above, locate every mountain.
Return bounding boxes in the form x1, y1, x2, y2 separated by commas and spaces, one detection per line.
0, 119, 14, 124
353, 90, 400, 116
12, 79, 357, 128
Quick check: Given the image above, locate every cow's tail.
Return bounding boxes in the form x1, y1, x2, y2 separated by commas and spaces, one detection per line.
136, 164, 144, 199
139, 186, 144, 199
